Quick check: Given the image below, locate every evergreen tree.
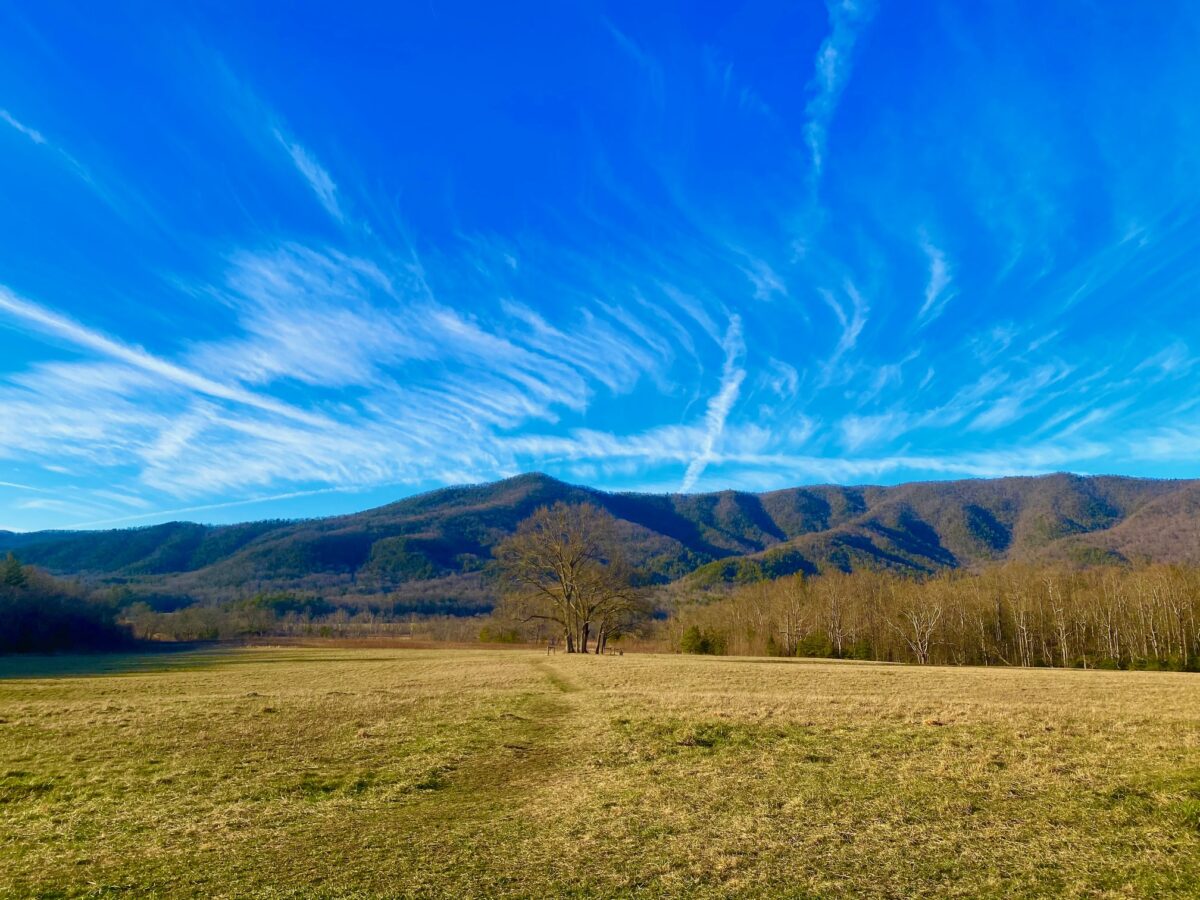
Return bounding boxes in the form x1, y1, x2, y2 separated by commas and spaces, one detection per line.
2, 552, 26, 588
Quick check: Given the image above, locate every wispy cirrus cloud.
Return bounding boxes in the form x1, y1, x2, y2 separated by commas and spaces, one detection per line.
803, 0, 875, 182
510, 417, 1111, 486
681, 315, 746, 491
917, 233, 954, 324
762, 358, 799, 399
839, 412, 909, 452
69, 486, 356, 529
0, 480, 51, 493
0, 286, 329, 428
0, 107, 130, 216
969, 363, 1073, 431
274, 129, 344, 223
0, 108, 46, 144
0, 220, 713, 507
819, 280, 868, 382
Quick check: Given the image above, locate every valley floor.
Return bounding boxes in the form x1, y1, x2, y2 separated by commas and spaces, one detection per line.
1, 648, 1198, 897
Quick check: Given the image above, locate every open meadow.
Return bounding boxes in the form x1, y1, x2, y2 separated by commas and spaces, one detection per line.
1, 647, 1199, 898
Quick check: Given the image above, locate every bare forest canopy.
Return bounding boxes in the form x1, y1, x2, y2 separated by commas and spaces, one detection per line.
665, 564, 1200, 671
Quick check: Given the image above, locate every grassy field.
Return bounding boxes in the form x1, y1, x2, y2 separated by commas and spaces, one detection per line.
1, 648, 1198, 898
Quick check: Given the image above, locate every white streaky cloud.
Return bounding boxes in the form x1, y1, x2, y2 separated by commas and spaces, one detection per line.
426, 311, 595, 412
969, 363, 1073, 431
785, 418, 817, 448
69, 486, 356, 529
0, 260, 680, 503
497, 300, 658, 394
602, 18, 664, 104
819, 280, 868, 382
750, 446, 1103, 486
513, 426, 1108, 487
13, 261, 672, 501
0, 109, 153, 224
11, 359, 158, 398
592, 299, 676, 368
803, 0, 876, 181
1026, 330, 1060, 354
274, 129, 344, 223
0, 480, 52, 492
917, 234, 954, 323
737, 255, 788, 301
191, 246, 431, 387
0, 109, 46, 144
680, 316, 746, 491
565, 462, 600, 483
1135, 341, 1194, 376
969, 323, 1019, 363
0, 286, 331, 428
856, 349, 920, 404
0, 393, 186, 473
413, 374, 569, 428
657, 283, 724, 346
915, 367, 1010, 429
737, 441, 1109, 483
631, 291, 699, 363
839, 412, 911, 451
138, 406, 217, 469
18, 497, 109, 518
186, 244, 661, 434
763, 358, 800, 399
603, 18, 654, 71
1033, 402, 1091, 436
508, 424, 706, 466
88, 489, 155, 510
1050, 404, 1127, 439
1130, 424, 1200, 461
4, 324, 1127, 513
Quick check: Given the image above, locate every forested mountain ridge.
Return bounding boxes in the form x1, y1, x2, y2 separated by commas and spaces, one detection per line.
1, 472, 1196, 612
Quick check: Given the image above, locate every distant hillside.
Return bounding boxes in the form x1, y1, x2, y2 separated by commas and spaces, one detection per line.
1, 473, 1196, 613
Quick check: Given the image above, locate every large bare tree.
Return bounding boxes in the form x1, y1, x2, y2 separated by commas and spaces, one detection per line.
494, 502, 644, 653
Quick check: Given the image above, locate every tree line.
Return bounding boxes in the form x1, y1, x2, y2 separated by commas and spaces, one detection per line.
666, 564, 1200, 669
118, 592, 482, 643
0, 553, 132, 653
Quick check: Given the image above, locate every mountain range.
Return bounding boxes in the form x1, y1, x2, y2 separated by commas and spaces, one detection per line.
2, 472, 1198, 614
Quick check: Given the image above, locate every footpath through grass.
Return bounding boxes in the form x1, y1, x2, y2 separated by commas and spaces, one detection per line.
1, 647, 1198, 898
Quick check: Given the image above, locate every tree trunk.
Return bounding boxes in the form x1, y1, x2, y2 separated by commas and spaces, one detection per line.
565, 630, 575, 653
580, 621, 590, 654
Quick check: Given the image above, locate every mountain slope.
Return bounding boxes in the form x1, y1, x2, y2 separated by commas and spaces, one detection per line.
1, 473, 1197, 611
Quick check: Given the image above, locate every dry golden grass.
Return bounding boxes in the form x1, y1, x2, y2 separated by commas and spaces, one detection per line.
1, 647, 1198, 897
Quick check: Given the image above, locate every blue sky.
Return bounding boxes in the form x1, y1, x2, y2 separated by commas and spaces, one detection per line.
2, 1, 1200, 531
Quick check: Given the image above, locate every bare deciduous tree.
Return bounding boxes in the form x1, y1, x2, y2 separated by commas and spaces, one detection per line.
494, 502, 645, 653
890, 592, 942, 665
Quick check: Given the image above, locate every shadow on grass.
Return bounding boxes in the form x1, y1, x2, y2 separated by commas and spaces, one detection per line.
0, 642, 234, 680
0, 643, 448, 680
